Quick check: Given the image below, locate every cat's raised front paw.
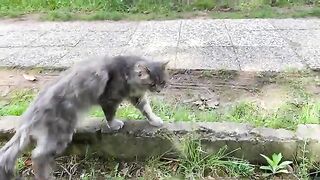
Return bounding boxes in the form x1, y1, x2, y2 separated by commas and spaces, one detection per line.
148, 116, 164, 127
108, 119, 124, 131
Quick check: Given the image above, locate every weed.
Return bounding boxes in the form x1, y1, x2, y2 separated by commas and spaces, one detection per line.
226, 101, 265, 125
260, 153, 293, 176
295, 141, 320, 179
85, 11, 125, 21
45, 11, 74, 21
16, 157, 27, 174
193, 0, 216, 10
173, 136, 254, 178
0, 89, 35, 116
299, 102, 320, 124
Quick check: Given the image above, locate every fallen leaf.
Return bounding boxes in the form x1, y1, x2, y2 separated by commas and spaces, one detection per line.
23, 74, 37, 81
24, 158, 32, 167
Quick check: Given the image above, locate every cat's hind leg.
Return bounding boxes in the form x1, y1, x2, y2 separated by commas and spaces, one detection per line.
31, 132, 73, 180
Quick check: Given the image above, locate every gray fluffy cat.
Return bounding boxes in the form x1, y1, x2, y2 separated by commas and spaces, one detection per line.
0, 55, 169, 180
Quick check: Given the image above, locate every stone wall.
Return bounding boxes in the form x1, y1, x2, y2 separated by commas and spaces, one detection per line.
0, 116, 319, 163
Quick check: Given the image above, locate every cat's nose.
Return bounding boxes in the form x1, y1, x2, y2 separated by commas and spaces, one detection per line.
156, 89, 161, 93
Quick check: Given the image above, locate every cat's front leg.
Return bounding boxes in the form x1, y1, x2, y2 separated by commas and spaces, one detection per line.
130, 95, 164, 127
100, 102, 124, 131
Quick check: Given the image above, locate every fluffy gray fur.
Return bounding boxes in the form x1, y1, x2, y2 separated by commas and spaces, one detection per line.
0, 55, 169, 180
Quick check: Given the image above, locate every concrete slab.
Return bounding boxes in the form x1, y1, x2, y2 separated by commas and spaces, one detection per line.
293, 46, 320, 69
5, 47, 70, 67
0, 31, 45, 48
30, 31, 87, 47
128, 20, 180, 48
124, 20, 180, 69
179, 20, 231, 47
56, 47, 125, 67
128, 30, 179, 48
297, 124, 320, 140
224, 19, 275, 31
182, 19, 226, 30
0, 47, 19, 60
124, 46, 177, 68
88, 21, 138, 32
136, 20, 181, 32
2, 116, 320, 163
78, 31, 134, 48
0, 19, 319, 71
176, 46, 239, 70
279, 29, 320, 47
0, 20, 59, 32
229, 30, 288, 47
270, 18, 320, 30
236, 46, 305, 71
0, 48, 21, 66
53, 21, 139, 32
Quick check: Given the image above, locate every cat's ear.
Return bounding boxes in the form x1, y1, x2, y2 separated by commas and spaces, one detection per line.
161, 60, 169, 69
135, 62, 150, 79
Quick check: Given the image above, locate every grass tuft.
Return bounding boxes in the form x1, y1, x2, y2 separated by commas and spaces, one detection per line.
0, 0, 320, 20
171, 136, 254, 178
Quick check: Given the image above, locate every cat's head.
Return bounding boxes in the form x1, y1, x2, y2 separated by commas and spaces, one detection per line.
129, 60, 169, 93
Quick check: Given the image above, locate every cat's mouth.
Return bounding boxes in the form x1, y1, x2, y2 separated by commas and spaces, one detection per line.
149, 88, 162, 93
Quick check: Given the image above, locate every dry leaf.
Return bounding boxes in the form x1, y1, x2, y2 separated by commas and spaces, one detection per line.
23, 74, 37, 81
24, 158, 32, 167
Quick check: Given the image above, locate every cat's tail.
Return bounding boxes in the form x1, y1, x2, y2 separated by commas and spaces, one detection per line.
0, 126, 30, 180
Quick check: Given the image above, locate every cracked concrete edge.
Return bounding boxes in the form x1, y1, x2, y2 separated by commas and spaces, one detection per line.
0, 116, 319, 163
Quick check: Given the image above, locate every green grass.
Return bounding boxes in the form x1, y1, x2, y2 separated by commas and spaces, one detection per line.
173, 137, 255, 178
0, 89, 35, 116
1, 88, 320, 130
118, 136, 254, 179
0, 0, 319, 20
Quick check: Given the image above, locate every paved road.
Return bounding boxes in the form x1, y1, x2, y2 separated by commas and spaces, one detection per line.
0, 18, 319, 71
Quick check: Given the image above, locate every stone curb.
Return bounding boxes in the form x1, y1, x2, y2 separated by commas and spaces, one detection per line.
0, 116, 319, 163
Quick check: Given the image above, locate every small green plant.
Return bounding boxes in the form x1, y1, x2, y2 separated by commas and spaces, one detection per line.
15, 157, 27, 174
295, 141, 320, 179
0, 89, 35, 116
174, 136, 254, 178
260, 153, 292, 176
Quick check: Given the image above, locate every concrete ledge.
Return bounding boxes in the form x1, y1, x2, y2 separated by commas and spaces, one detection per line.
0, 116, 319, 163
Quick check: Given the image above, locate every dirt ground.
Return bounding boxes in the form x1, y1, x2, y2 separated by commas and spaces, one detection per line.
1, 68, 319, 110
